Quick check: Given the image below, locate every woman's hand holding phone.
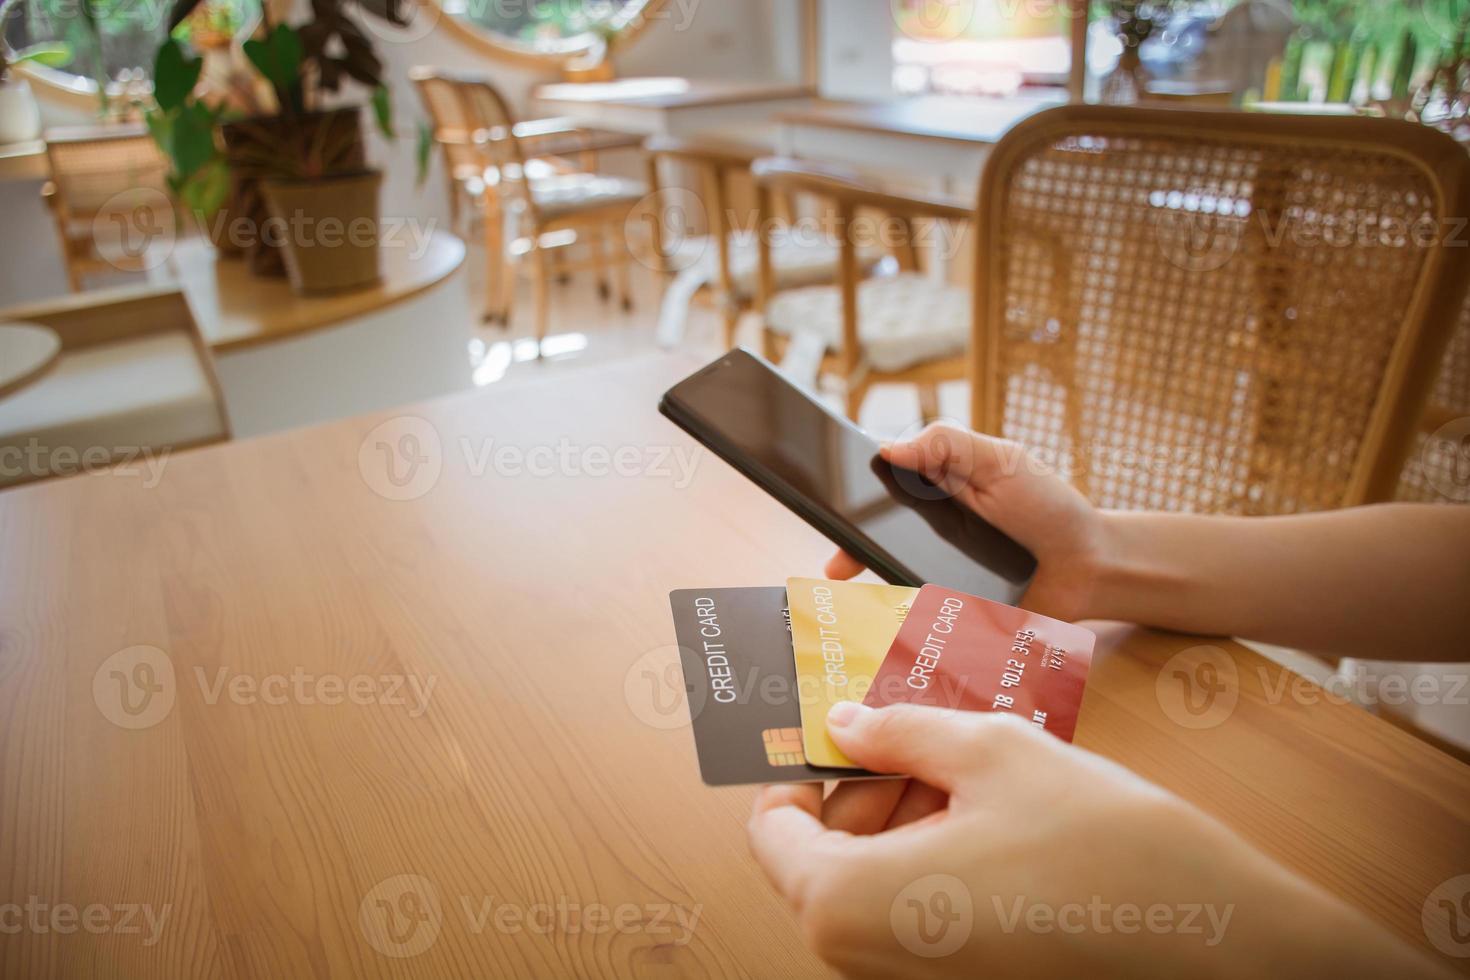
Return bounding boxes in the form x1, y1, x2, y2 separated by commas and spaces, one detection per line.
827, 425, 1107, 623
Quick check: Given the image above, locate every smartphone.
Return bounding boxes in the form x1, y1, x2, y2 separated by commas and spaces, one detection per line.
659, 348, 1036, 603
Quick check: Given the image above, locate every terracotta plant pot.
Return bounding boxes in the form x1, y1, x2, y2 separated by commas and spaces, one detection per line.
220, 107, 366, 275
261, 169, 383, 295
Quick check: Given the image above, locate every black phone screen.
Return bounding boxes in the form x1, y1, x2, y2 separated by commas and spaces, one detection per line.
662, 350, 1036, 603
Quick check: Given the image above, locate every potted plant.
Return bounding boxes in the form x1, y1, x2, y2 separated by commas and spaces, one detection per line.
0, 0, 71, 145
150, 0, 406, 292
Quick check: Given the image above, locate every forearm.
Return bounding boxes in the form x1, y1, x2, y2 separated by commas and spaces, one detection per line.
1085, 504, 1470, 661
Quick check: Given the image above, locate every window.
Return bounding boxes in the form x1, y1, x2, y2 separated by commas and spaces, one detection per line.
2, 0, 255, 90
438, 0, 653, 58
892, 0, 1074, 98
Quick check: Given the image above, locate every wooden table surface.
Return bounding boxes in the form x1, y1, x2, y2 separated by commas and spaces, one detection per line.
778, 93, 1066, 145
2, 353, 1467, 977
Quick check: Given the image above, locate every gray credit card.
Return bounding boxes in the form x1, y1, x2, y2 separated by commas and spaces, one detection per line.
668, 587, 881, 786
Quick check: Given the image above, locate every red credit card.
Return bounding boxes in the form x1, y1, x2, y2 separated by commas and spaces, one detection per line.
863, 584, 1096, 742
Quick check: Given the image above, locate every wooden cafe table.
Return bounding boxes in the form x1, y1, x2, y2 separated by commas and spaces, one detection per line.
1, 353, 1467, 977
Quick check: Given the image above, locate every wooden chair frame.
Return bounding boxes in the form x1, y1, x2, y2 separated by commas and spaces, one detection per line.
973, 104, 1470, 510
410, 68, 642, 339
0, 285, 232, 487
41, 125, 171, 292
643, 135, 771, 348
752, 157, 972, 420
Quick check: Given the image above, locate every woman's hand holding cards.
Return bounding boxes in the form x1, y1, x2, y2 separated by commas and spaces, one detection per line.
747, 702, 1447, 979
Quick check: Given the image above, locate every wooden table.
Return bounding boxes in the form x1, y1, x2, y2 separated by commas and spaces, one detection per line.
1, 353, 1467, 977
0, 139, 47, 182
777, 93, 1067, 190
148, 232, 471, 437
534, 77, 814, 141
0, 321, 60, 398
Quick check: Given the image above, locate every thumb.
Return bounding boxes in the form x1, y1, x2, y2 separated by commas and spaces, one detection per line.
825, 701, 982, 791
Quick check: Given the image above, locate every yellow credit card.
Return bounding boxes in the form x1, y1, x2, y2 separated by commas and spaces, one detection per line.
787, 577, 918, 768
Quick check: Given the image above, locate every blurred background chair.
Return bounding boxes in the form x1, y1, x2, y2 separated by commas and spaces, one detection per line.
411, 67, 645, 334
642, 136, 887, 349
410, 66, 642, 235
42, 125, 172, 291
0, 286, 230, 489
752, 157, 974, 422
971, 103, 1470, 516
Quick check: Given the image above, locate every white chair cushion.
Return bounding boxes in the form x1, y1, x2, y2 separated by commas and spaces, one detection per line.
530, 173, 647, 221
765, 273, 969, 373
0, 331, 225, 487
668, 230, 885, 299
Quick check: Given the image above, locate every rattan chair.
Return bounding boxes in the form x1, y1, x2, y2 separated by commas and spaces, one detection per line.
42, 125, 172, 291
752, 158, 972, 421
410, 67, 642, 234
410, 68, 645, 335
972, 104, 1470, 514
1396, 292, 1470, 503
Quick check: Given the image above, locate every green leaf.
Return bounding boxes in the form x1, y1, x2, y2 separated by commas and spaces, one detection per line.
243, 25, 303, 105
371, 85, 394, 141
12, 42, 72, 69
180, 156, 230, 219
171, 101, 219, 179
152, 37, 202, 113
415, 120, 432, 188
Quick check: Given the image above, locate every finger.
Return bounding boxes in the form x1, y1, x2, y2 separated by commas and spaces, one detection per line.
824, 549, 867, 581
886, 779, 949, 830
882, 424, 1018, 495
824, 701, 983, 791
821, 778, 909, 835
748, 784, 847, 903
